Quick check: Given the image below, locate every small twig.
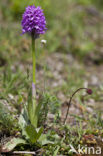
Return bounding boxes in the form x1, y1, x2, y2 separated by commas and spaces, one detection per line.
63, 88, 92, 124
12, 151, 36, 155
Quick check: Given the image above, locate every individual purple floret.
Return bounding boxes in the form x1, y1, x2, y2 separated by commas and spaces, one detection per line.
21, 5, 47, 38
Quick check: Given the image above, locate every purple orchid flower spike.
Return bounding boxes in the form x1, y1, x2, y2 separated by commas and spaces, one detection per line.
21, 5, 47, 38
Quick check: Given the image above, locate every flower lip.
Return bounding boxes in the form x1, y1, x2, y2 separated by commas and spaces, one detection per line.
21, 5, 47, 38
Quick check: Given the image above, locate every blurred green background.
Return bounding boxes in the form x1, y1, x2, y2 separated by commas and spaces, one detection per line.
0, 0, 103, 61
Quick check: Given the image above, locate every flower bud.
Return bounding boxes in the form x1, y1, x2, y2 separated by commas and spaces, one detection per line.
41, 39, 47, 45
86, 89, 92, 95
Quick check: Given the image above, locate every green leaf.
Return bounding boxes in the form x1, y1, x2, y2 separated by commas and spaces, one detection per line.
25, 125, 43, 144
25, 125, 38, 144
38, 134, 54, 145
32, 98, 38, 128
19, 109, 27, 128
27, 89, 38, 128
1, 138, 26, 152
36, 127, 44, 139
35, 99, 42, 119
31, 98, 43, 128
27, 88, 33, 122
19, 106, 31, 139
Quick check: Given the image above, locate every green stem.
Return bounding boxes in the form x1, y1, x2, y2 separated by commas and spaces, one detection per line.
31, 34, 38, 128
32, 35, 36, 97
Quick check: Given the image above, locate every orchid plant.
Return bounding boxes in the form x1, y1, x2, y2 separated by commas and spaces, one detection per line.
2, 5, 48, 152
19, 5, 47, 143
21, 5, 47, 128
